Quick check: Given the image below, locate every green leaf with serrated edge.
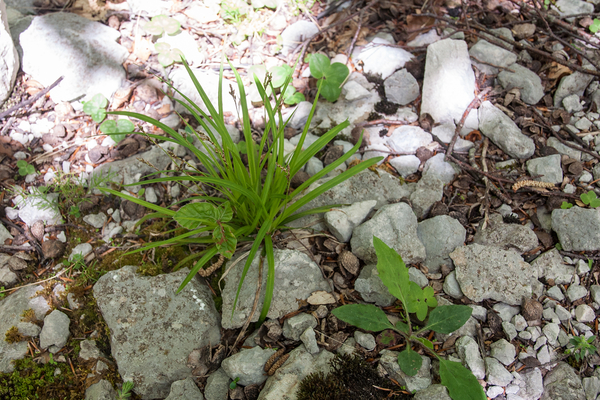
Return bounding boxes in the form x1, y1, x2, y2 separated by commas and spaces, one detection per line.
373, 237, 412, 311
439, 359, 486, 400
269, 65, 292, 88
325, 62, 349, 85
175, 203, 220, 229
397, 348, 422, 376
331, 304, 394, 332
415, 337, 434, 350
422, 305, 472, 334
213, 224, 236, 259
395, 320, 409, 334
309, 54, 330, 79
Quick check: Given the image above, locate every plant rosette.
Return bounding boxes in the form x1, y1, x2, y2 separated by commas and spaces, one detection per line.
16, 160, 35, 176
154, 42, 185, 67
308, 54, 349, 102
82, 93, 108, 123
142, 15, 181, 36
100, 119, 135, 143
331, 237, 485, 400
99, 58, 380, 325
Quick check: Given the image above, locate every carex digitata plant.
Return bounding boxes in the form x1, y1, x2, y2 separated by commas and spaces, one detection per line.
99, 57, 381, 324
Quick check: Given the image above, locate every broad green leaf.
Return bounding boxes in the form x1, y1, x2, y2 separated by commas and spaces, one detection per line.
175, 203, 220, 229
269, 65, 292, 88
151, 15, 181, 35
16, 160, 27, 168
331, 304, 394, 332
422, 305, 472, 334
395, 320, 409, 334
155, 42, 171, 52
213, 224, 236, 258
325, 62, 349, 85
284, 91, 305, 105
561, 201, 573, 209
415, 337, 434, 350
90, 109, 106, 123
320, 81, 342, 102
309, 54, 330, 79
218, 202, 233, 223
86, 93, 108, 109
439, 359, 486, 400
248, 65, 267, 82
591, 19, 600, 33
407, 284, 438, 321
397, 348, 422, 376
373, 237, 411, 310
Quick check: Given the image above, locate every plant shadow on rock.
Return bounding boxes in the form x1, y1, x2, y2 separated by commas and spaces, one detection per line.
297, 353, 412, 400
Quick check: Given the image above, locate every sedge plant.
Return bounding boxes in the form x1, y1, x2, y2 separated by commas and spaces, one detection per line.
98, 57, 381, 324
332, 237, 485, 400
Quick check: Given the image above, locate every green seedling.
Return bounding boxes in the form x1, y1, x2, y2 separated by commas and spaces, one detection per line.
561, 201, 573, 209
117, 381, 135, 400
590, 19, 600, 33
16, 160, 35, 176
142, 15, 181, 36
331, 237, 485, 400
580, 190, 600, 208
99, 57, 380, 325
221, 2, 247, 24
308, 54, 349, 102
100, 119, 135, 143
229, 377, 240, 390
566, 335, 597, 362
154, 42, 185, 67
82, 93, 108, 123
283, 86, 305, 105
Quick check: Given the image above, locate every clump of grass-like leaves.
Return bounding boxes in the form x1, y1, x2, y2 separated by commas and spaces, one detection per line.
99, 57, 381, 323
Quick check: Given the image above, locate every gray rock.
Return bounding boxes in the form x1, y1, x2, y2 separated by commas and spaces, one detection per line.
498, 64, 544, 104
0, 0, 18, 106
281, 21, 319, 55
554, 71, 595, 108
355, 37, 414, 79
543, 323, 561, 346
421, 153, 460, 185
567, 285, 588, 302
583, 376, 600, 400
221, 250, 330, 329
351, 202, 426, 264
473, 213, 538, 253
222, 346, 276, 386
485, 357, 514, 386
93, 266, 221, 399
323, 200, 377, 242
300, 327, 320, 354
354, 331, 376, 351
479, 101, 535, 159
553, 0, 594, 21
409, 267, 429, 288
421, 39, 476, 124
481, 27, 515, 50
257, 347, 335, 400
410, 175, 444, 219
541, 362, 586, 400
431, 123, 474, 152
0, 340, 28, 373
16, 321, 40, 337
39, 310, 70, 351
552, 207, 600, 251
282, 313, 317, 341
386, 126, 433, 154
547, 285, 565, 301
575, 304, 595, 322
591, 285, 600, 304
384, 68, 419, 105
79, 340, 103, 361
469, 305, 487, 322
503, 321, 518, 341
443, 271, 464, 299
204, 368, 230, 400
491, 338, 516, 366
526, 154, 563, 184
12, 192, 62, 227
513, 368, 544, 400
354, 264, 396, 306
417, 215, 466, 273
164, 378, 203, 400
290, 169, 412, 229
85, 379, 117, 400
305, 156, 323, 176
512, 314, 528, 331
0, 266, 16, 286
83, 212, 107, 229
413, 384, 452, 400
493, 304, 519, 323
0, 222, 13, 244
70, 243, 93, 260
450, 244, 534, 305
389, 155, 421, 177
379, 349, 432, 392
537, 345, 551, 364
531, 249, 575, 284
555, 304, 572, 323
547, 137, 582, 161
20, 13, 127, 102
564, 94, 584, 113
455, 336, 485, 379
469, 39, 517, 75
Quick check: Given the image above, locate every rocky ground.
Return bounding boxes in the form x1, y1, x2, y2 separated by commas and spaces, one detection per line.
2, 0, 600, 399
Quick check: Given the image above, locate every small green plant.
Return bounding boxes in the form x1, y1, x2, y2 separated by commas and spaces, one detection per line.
307, 54, 349, 102
566, 335, 597, 362
580, 190, 600, 208
16, 160, 35, 176
561, 201, 573, 209
100, 118, 135, 143
154, 42, 185, 67
229, 377, 240, 390
590, 19, 600, 33
142, 15, 181, 36
331, 237, 485, 400
117, 381, 135, 400
99, 57, 380, 324
221, 1, 247, 24
248, 64, 305, 105
82, 93, 108, 123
